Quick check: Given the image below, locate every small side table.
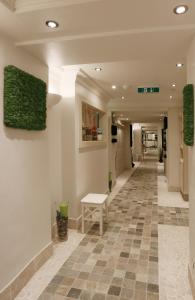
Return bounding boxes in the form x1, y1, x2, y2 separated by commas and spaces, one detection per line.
81, 193, 108, 236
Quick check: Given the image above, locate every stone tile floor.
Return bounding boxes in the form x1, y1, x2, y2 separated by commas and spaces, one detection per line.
16, 151, 191, 300
39, 153, 159, 300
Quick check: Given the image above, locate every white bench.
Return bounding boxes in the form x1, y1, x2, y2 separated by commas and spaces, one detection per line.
81, 193, 108, 236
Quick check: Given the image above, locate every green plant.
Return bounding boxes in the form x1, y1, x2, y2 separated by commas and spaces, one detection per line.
59, 202, 68, 218
4, 65, 47, 130
56, 202, 69, 241
183, 84, 194, 146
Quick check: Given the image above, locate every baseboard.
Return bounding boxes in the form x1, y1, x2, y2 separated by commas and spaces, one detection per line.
52, 222, 57, 239
188, 265, 195, 299
168, 186, 180, 192
0, 242, 53, 300
68, 215, 82, 230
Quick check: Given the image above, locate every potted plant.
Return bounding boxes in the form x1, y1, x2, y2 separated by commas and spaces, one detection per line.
56, 202, 68, 241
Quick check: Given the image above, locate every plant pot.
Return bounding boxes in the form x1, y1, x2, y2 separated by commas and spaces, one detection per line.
97, 134, 103, 141
56, 216, 68, 241
109, 180, 112, 193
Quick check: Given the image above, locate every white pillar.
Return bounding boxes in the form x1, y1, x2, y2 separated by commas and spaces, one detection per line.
167, 108, 180, 191
49, 67, 80, 220
132, 123, 142, 161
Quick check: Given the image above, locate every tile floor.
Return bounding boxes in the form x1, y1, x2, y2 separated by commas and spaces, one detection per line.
38, 152, 159, 300
15, 152, 192, 300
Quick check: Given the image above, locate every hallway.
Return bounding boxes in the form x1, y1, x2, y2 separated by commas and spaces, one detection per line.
1, 2, 195, 300
34, 152, 190, 300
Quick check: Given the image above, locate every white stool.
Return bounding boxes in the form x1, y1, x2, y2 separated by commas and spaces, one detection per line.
81, 193, 108, 236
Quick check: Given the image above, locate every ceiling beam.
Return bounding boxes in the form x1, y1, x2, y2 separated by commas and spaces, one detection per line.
0, 0, 15, 11
15, 0, 103, 13
15, 24, 195, 46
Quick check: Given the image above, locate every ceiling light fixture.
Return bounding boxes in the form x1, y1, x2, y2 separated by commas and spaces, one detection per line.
121, 96, 125, 100
176, 62, 183, 68
95, 67, 102, 72
173, 5, 188, 15
46, 20, 59, 28
172, 83, 176, 87
112, 85, 117, 90
170, 95, 173, 99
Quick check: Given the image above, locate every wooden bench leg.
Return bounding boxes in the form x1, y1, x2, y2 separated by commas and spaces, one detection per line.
100, 205, 103, 236
82, 204, 85, 234
105, 200, 108, 223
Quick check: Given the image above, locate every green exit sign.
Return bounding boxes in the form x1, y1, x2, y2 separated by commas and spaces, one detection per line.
138, 87, 160, 93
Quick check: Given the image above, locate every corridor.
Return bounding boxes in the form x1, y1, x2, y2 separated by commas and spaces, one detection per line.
36, 152, 190, 300
1, 2, 195, 300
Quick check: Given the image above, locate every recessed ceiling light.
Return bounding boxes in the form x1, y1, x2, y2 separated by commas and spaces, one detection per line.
46, 20, 59, 28
176, 62, 183, 68
170, 95, 173, 99
173, 5, 188, 15
112, 85, 117, 90
121, 96, 125, 100
172, 83, 176, 87
95, 67, 102, 72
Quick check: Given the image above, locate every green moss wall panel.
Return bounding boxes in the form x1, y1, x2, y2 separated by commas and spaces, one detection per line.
183, 84, 194, 146
4, 65, 47, 130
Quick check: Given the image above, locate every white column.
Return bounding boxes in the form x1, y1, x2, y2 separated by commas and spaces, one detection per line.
167, 108, 180, 191
132, 123, 142, 161
49, 67, 80, 220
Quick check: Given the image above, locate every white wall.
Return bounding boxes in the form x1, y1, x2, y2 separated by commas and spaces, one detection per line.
48, 68, 78, 220
187, 35, 195, 285
0, 37, 51, 290
167, 108, 180, 191
47, 104, 63, 226
108, 119, 132, 185
48, 68, 109, 221
132, 123, 142, 161
75, 82, 108, 216
157, 125, 162, 149
115, 125, 131, 177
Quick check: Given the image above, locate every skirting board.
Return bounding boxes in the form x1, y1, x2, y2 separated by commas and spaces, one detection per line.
68, 215, 82, 230
0, 242, 53, 300
189, 266, 195, 299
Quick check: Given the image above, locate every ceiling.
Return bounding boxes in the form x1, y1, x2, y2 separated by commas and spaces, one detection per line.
0, 0, 195, 123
